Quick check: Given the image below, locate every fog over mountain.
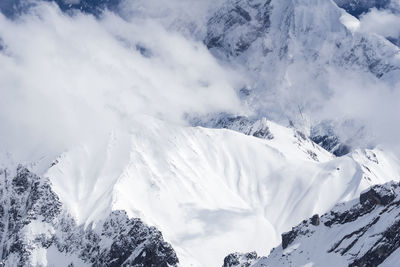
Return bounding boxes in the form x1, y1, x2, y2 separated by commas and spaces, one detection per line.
0, 0, 400, 266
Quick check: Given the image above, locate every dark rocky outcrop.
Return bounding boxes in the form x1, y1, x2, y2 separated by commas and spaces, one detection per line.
0, 166, 179, 267
191, 114, 274, 140
223, 251, 259, 267
205, 0, 272, 57
324, 184, 397, 228
333, 0, 391, 18
0, 166, 62, 266
281, 216, 317, 250
310, 214, 320, 226
350, 218, 400, 267
224, 181, 400, 266
359, 185, 396, 206
0, 0, 121, 18
310, 134, 350, 157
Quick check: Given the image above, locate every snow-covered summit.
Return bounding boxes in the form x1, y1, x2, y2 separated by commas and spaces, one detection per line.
40, 117, 400, 266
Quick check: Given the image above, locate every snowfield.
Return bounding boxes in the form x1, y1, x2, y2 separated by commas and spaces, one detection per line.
41, 117, 400, 266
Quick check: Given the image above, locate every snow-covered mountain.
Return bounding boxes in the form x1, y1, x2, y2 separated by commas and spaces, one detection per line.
225, 181, 400, 266
204, 0, 400, 144
1, 117, 398, 266
0, 0, 400, 266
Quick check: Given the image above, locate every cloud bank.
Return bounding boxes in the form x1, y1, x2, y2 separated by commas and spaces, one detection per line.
359, 8, 400, 39
0, 0, 399, 161
0, 2, 242, 160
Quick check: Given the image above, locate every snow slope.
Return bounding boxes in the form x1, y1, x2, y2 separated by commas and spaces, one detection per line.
42, 116, 400, 266
0, 166, 178, 266
237, 181, 400, 267
0, 1, 400, 266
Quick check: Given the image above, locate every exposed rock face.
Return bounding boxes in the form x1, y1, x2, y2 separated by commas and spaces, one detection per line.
224, 181, 400, 266
204, 0, 400, 152
190, 114, 274, 140
223, 251, 259, 267
0, 166, 178, 267
310, 122, 353, 156
0, 166, 62, 265
54, 0, 121, 16
206, 0, 400, 80
359, 185, 396, 206
208, 115, 274, 140
0, 0, 121, 18
205, 0, 272, 57
333, 0, 391, 17
281, 217, 315, 250
310, 134, 350, 157
310, 214, 320, 226
53, 211, 178, 267
322, 183, 400, 267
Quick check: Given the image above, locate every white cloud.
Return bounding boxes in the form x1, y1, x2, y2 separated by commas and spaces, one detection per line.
359, 8, 400, 38
315, 66, 400, 152
119, 0, 226, 39
0, 2, 243, 159
0, 0, 399, 161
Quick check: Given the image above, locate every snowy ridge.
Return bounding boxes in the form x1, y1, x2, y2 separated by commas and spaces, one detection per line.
0, 166, 178, 266
42, 117, 400, 266
191, 115, 274, 140
229, 180, 400, 266
0, 0, 400, 266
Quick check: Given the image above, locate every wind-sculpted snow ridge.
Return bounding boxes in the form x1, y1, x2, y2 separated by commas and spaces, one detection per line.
193, 114, 353, 157
0, 166, 178, 267
190, 114, 274, 140
192, 113, 355, 159
38, 117, 400, 266
225, 181, 400, 266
